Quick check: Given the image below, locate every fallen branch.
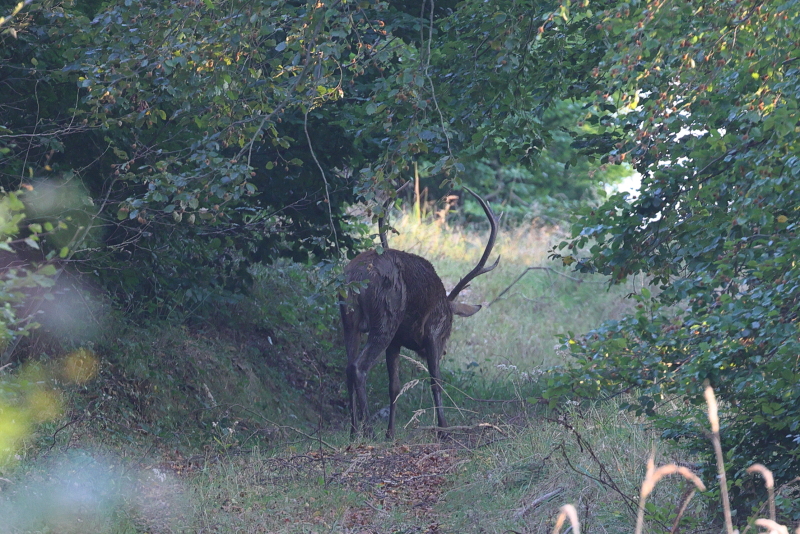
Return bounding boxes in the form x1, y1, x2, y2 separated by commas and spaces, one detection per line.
414, 422, 505, 434
514, 488, 565, 518
363, 499, 389, 515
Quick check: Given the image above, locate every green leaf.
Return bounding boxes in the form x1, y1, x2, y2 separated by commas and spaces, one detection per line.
38, 264, 57, 276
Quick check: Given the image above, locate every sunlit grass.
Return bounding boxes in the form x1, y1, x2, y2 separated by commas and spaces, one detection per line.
387, 212, 636, 371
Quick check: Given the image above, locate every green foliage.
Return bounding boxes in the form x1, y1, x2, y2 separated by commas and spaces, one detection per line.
431, 1, 612, 164
0, 190, 65, 354
1, 0, 395, 315
547, 0, 800, 515
455, 101, 632, 224
1, 0, 623, 323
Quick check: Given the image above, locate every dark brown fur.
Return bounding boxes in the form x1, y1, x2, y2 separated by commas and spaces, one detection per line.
340, 189, 497, 438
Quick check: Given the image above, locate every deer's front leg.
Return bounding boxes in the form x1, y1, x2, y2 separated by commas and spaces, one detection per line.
345, 361, 362, 438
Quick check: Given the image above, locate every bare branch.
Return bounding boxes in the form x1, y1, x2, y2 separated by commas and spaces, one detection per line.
489, 267, 591, 307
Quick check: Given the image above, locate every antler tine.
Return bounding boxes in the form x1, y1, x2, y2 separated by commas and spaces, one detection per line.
448, 187, 500, 301
378, 181, 412, 250
378, 212, 390, 249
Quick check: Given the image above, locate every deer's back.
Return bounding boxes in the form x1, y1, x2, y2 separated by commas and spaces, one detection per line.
344, 249, 451, 349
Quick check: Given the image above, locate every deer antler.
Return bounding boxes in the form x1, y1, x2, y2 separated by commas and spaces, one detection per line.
448, 187, 500, 301
378, 208, 390, 249
378, 181, 412, 250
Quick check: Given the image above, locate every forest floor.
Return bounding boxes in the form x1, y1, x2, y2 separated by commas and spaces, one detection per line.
3, 406, 690, 533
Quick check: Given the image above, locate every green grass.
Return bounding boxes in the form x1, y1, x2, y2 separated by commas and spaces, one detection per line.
190, 402, 693, 534
0, 215, 740, 533
1, 403, 696, 533
1, 404, 691, 533
437, 401, 699, 534
389, 212, 635, 370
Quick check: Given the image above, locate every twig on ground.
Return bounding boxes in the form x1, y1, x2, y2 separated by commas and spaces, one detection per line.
363, 499, 389, 515
415, 423, 505, 434
45, 415, 84, 453
514, 488, 564, 519
669, 485, 697, 534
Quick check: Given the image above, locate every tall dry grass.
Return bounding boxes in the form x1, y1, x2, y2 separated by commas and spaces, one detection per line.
550, 386, 800, 534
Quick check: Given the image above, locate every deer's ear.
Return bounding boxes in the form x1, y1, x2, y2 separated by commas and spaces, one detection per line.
450, 302, 481, 317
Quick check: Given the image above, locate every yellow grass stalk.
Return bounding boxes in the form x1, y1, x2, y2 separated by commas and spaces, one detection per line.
551, 504, 580, 534
635, 456, 706, 534
746, 464, 775, 522
705, 385, 734, 534
754, 518, 789, 534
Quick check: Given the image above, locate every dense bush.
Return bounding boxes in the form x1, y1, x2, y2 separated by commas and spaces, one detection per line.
547, 0, 800, 516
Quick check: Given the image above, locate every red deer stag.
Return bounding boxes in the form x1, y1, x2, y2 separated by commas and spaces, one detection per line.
340, 188, 499, 438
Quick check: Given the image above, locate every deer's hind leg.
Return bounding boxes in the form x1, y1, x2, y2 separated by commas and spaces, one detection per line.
346, 330, 395, 438
341, 303, 364, 437
422, 339, 449, 433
